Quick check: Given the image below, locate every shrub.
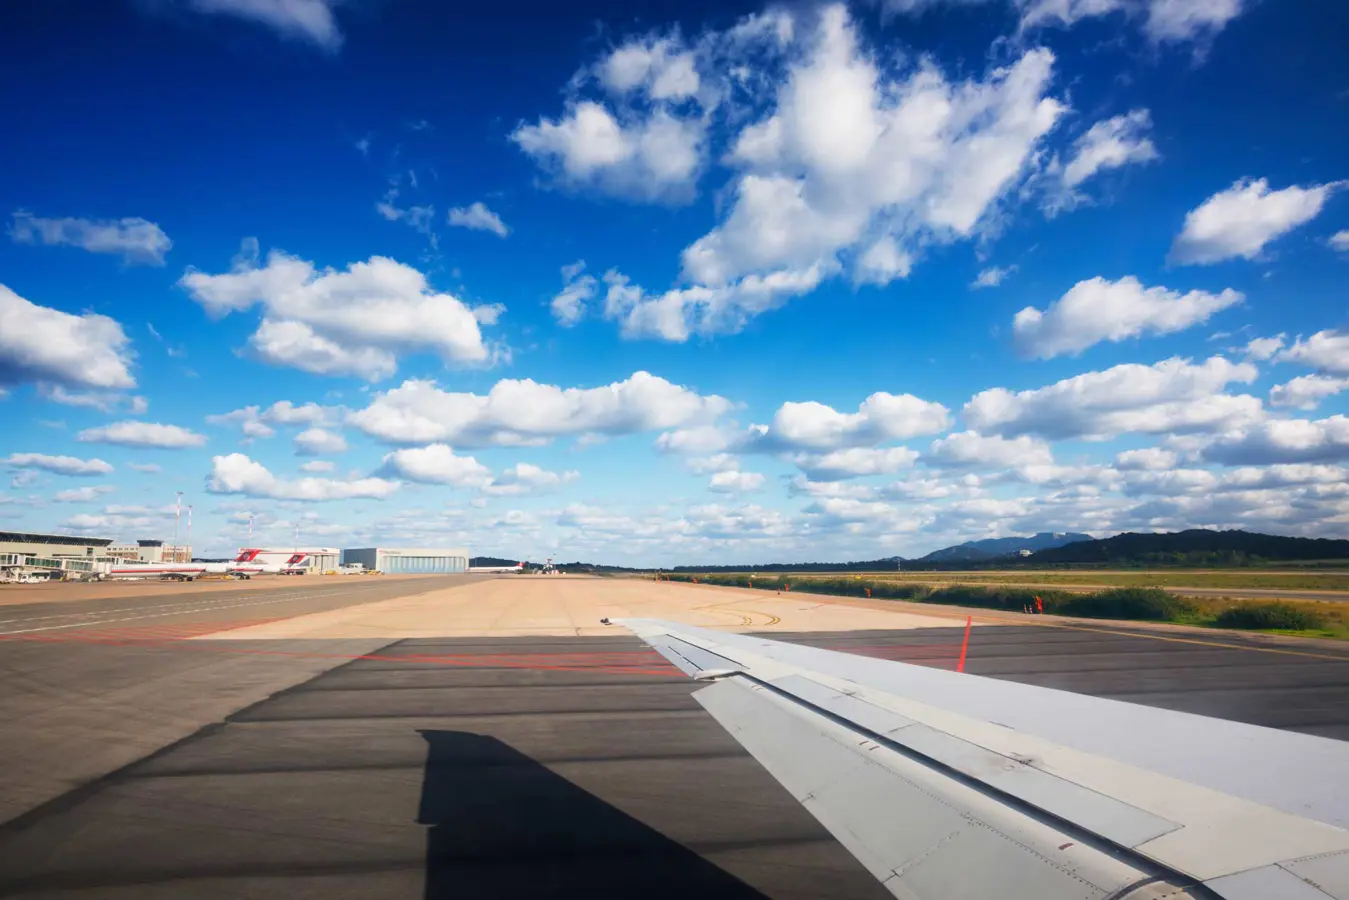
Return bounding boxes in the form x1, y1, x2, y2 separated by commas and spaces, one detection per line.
1059, 587, 1195, 621
1214, 602, 1326, 631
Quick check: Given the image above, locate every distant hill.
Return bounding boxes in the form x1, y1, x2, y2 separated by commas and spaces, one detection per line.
1030, 529, 1349, 565
920, 532, 1092, 563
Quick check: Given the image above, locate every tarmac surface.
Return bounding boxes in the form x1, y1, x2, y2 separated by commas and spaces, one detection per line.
1, 576, 1348, 899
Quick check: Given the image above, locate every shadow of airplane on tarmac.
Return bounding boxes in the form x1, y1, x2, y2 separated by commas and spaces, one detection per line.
418, 730, 769, 900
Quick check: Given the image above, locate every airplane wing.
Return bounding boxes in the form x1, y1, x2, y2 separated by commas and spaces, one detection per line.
619, 618, 1349, 900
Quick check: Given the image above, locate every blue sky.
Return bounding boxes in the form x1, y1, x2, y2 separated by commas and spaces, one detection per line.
1, 0, 1347, 564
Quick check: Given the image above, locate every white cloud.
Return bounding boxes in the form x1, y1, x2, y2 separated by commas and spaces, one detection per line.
348, 371, 732, 447
681, 10, 1064, 295
965, 355, 1262, 439
293, 427, 347, 455
128, 463, 161, 473
1169, 178, 1344, 265
54, 486, 115, 503
1144, 0, 1246, 44
709, 470, 766, 493
654, 425, 736, 455
1115, 447, 1178, 470
77, 421, 207, 449
1012, 276, 1241, 358
926, 431, 1054, 468
483, 463, 580, 496
1061, 110, 1158, 189
264, 401, 338, 426
551, 261, 598, 327
5, 453, 113, 476
751, 392, 950, 451
180, 247, 492, 380
1331, 231, 1349, 252
1244, 334, 1286, 361
1215, 464, 1349, 492
1203, 416, 1349, 465
37, 385, 148, 415
1045, 109, 1159, 213
9, 211, 171, 265
686, 453, 739, 474
1270, 375, 1349, 411
448, 202, 510, 238
602, 264, 828, 341
0, 284, 136, 390
182, 0, 343, 50
790, 446, 920, 480
511, 102, 705, 203
598, 36, 700, 100
972, 265, 1016, 289
298, 460, 335, 473
208, 453, 399, 500
471, 303, 506, 326
379, 444, 493, 487
1277, 330, 1349, 375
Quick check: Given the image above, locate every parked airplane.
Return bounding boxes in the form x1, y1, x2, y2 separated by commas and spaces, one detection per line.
467, 561, 525, 573
103, 560, 230, 581
620, 618, 1349, 900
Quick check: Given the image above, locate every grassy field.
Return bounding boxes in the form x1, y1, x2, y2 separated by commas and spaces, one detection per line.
795, 571, 1349, 592
658, 573, 1349, 640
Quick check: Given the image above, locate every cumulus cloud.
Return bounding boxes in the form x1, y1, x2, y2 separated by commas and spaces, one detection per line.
671, 8, 1064, 324
1169, 178, 1344, 266
1115, 447, 1179, 470
208, 453, 398, 500
926, 431, 1054, 468
1202, 416, 1349, 465
1331, 231, 1349, 253
0, 284, 136, 391
447, 202, 510, 237
380, 444, 493, 487
298, 460, 335, 473
1270, 375, 1349, 411
36, 385, 148, 415
54, 486, 115, 502
5, 453, 113, 476
483, 463, 580, 496
180, 245, 493, 380
551, 261, 598, 326
9, 210, 171, 265
523, 6, 1068, 340
790, 447, 919, 481
180, 0, 344, 50
1061, 111, 1158, 188
77, 421, 207, 449
709, 470, 766, 493
654, 425, 737, 456
1245, 334, 1286, 361
751, 392, 950, 452
1276, 330, 1349, 375
1013, 276, 1241, 358
965, 355, 1261, 439
293, 427, 347, 455
348, 371, 732, 447
208, 400, 340, 439
511, 102, 705, 203
971, 265, 1016, 289
1046, 109, 1158, 213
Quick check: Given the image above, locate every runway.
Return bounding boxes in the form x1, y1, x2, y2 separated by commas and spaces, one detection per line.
0, 576, 1347, 898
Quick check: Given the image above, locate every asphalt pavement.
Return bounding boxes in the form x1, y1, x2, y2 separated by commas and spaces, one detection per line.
2, 588, 1349, 899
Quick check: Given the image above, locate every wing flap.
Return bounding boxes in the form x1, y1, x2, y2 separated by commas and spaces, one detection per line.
696, 675, 1183, 900
622, 618, 1349, 900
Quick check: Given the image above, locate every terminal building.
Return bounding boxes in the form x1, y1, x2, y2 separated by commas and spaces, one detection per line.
342, 547, 470, 574
0, 530, 114, 580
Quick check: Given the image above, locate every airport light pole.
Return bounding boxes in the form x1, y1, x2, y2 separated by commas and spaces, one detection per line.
173, 491, 183, 562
